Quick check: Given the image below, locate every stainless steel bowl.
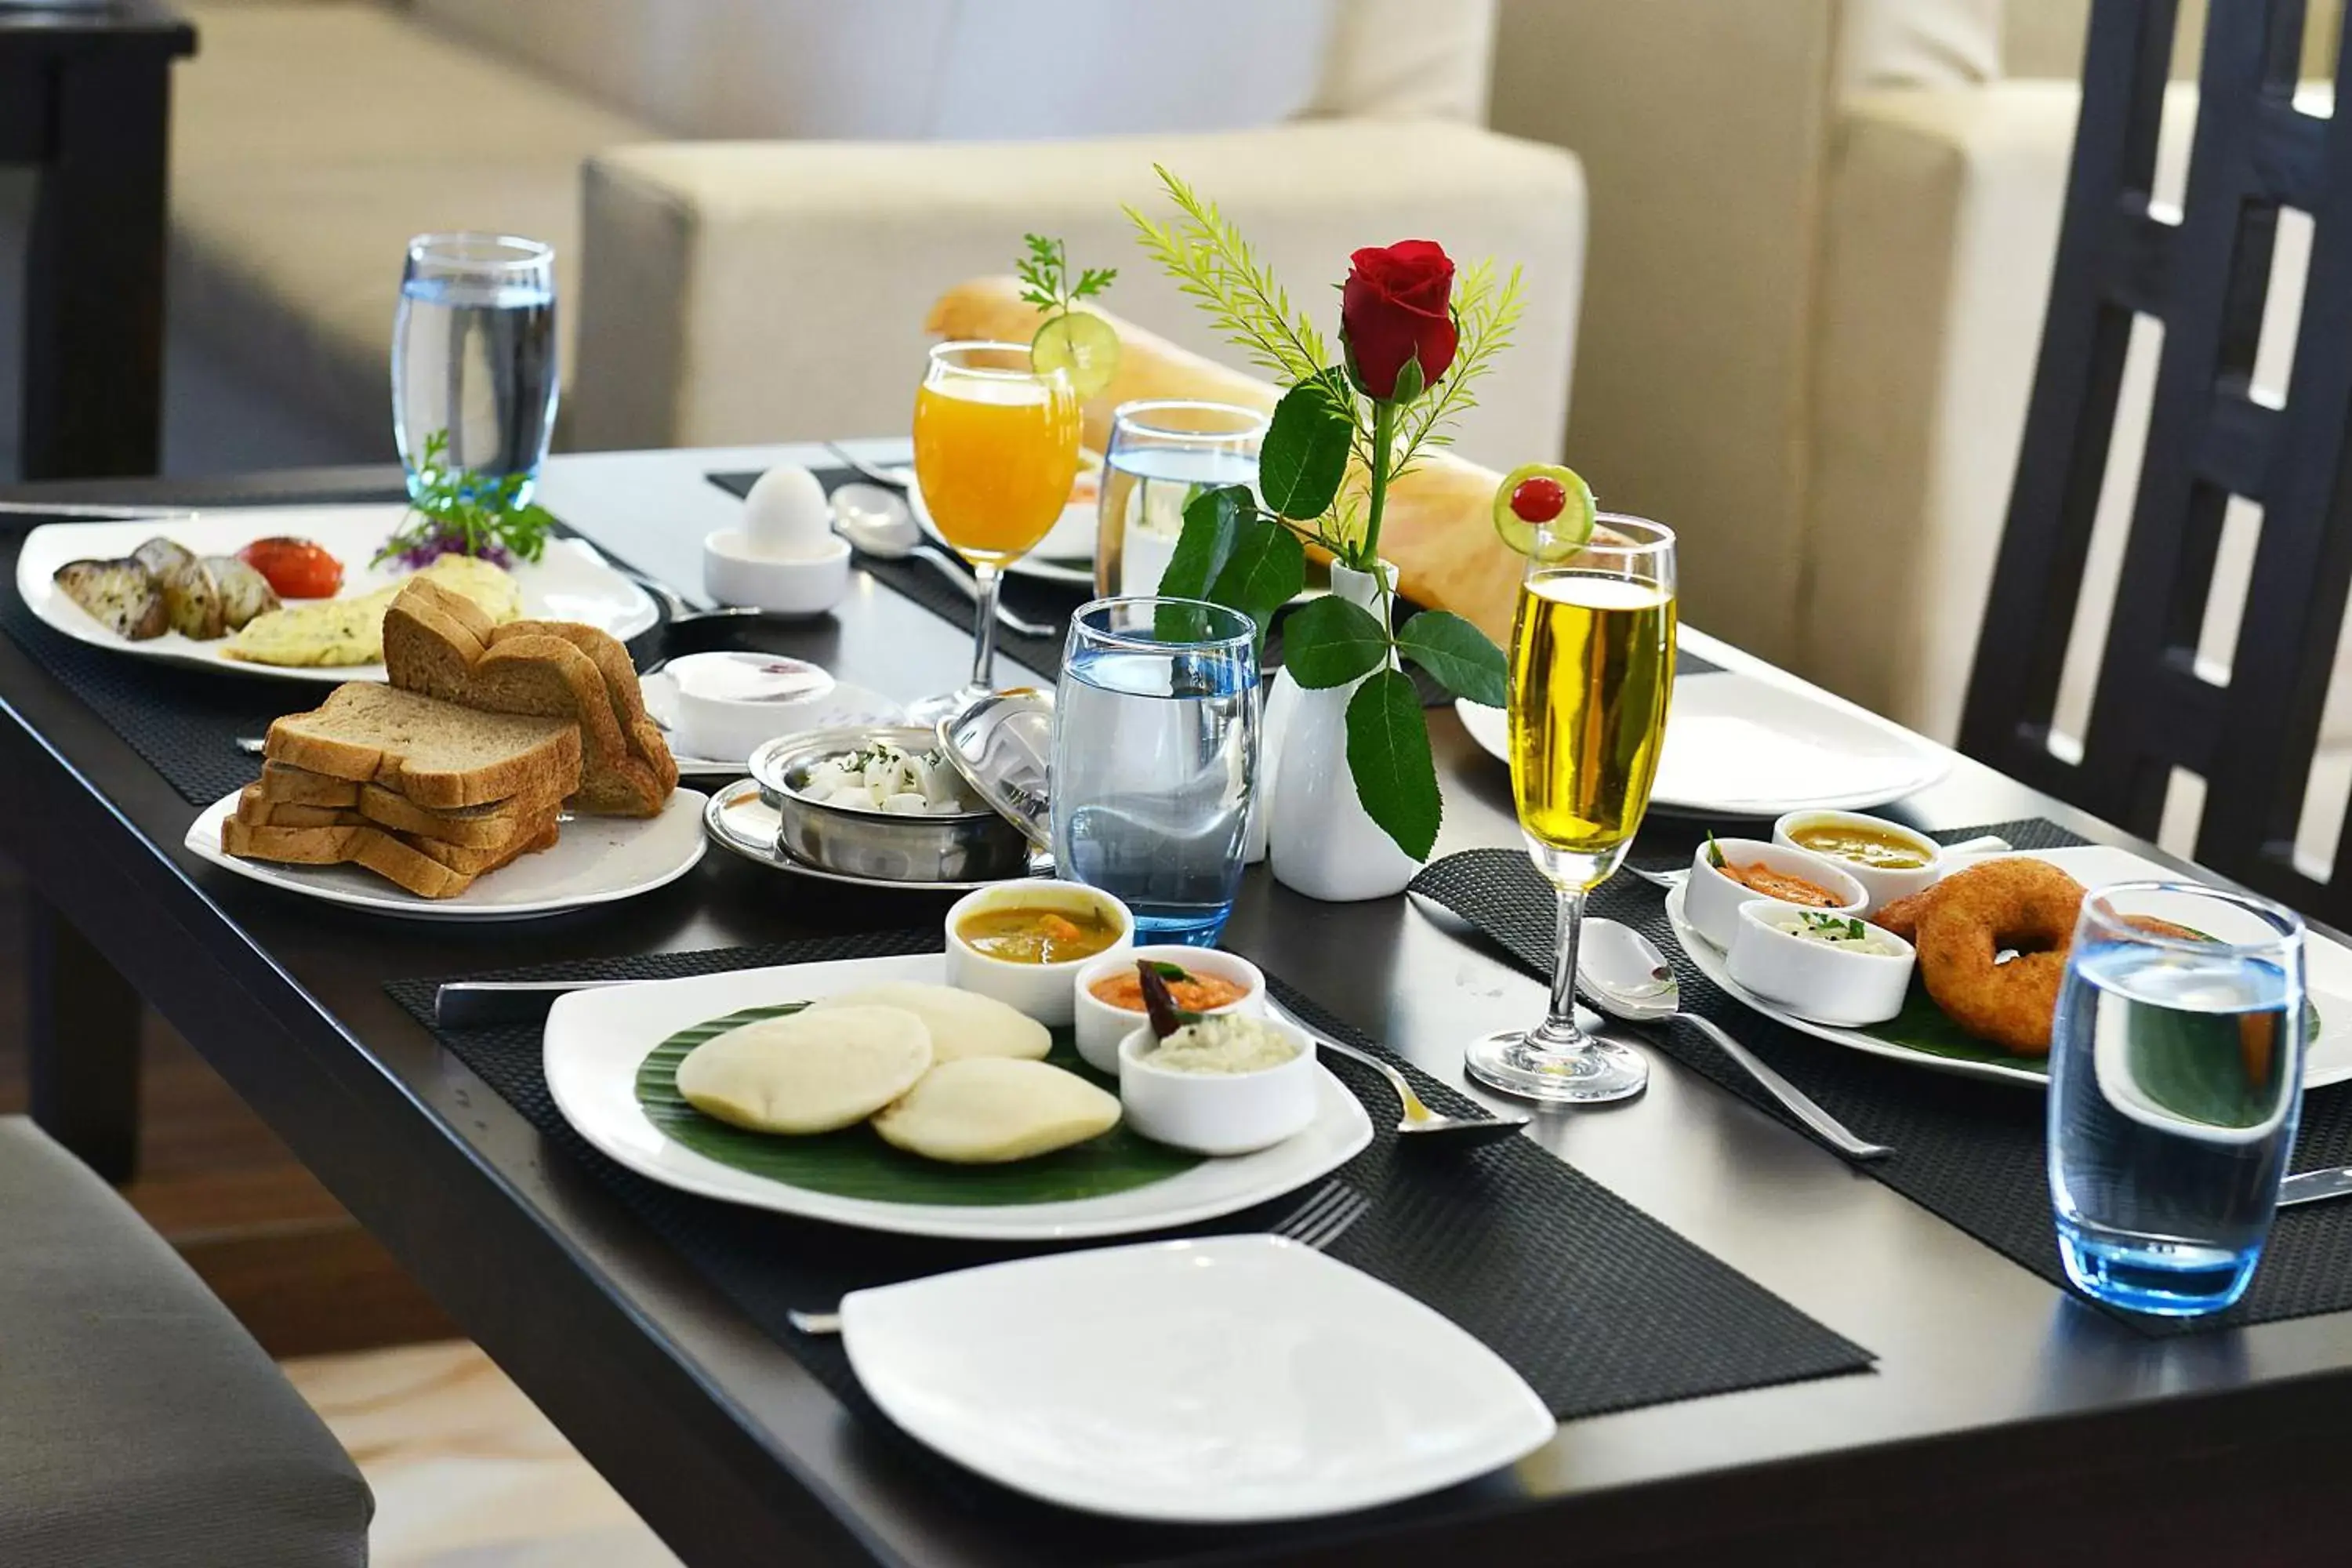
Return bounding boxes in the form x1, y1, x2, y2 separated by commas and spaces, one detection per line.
748, 725, 1033, 884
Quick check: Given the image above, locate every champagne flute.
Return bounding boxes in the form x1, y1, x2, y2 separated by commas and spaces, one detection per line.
1466, 515, 1678, 1103
908, 340, 1082, 722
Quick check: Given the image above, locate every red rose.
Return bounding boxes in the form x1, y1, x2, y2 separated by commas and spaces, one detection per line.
1340, 240, 1459, 401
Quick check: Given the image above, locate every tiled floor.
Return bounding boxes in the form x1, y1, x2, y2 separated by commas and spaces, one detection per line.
282, 1341, 682, 1568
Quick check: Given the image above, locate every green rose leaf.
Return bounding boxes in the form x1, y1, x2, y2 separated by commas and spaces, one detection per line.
1280, 594, 1390, 688
1396, 610, 1507, 706
1155, 484, 1251, 641
1258, 371, 1355, 521
1345, 669, 1442, 860
1207, 519, 1305, 642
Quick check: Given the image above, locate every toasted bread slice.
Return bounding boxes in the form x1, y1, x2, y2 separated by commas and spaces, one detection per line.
259, 760, 361, 808
384, 578, 673, 817
235, 784, 348, 830
263, 684, 583, 809
401, 812, 560, 874
238, 780, 564, 850
220, 813, 555, 899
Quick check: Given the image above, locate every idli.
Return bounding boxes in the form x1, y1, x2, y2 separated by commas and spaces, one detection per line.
872, 1058, 1120, 1163
676, 1005, 931, 1134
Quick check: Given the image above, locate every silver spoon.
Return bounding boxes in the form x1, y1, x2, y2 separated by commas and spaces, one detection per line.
1276, 1014, 1530, 1145
825, 441, 918, 492
1624, 833, 2013, 891
1575, 918, 1893, 1161
829, 483, 1057, 639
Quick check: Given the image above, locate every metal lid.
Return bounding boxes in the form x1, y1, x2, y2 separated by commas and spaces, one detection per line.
935, 688, 1054, 851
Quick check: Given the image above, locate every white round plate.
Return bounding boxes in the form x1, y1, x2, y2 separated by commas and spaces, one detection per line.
1458, 670, 1953, 817
1663, 843, 2352, 1088
842, 1233, 1552, 1521
183, 786, 708, 920
20, 504, 658, 684
908, 478, 1096, 585
701, 779, 1030, 891
639, 668, 902, 777
543, 951, 1373, 1240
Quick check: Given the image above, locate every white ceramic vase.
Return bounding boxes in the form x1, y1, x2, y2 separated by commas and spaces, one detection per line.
1263, 561, 1423, 901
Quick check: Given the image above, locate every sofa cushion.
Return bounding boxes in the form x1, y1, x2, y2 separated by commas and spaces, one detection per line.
0, 1116, 370, 1566
171, 3, 664, 444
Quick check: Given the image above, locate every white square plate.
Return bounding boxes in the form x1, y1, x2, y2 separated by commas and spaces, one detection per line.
842, 1233, 1552, 1522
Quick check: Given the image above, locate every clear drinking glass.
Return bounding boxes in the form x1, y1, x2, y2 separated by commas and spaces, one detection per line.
1465, 516, 1678, 1103
2049, 881, 2308, 1316
391, 233, 559, 504
1051, 597, 1259, 946
909, 340, 1082, 723
1096, 400, 1269, 596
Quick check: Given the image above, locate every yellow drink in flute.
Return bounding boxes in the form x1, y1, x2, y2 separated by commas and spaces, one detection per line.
1508, 568, 1677, 879
912, 376, 1082, 566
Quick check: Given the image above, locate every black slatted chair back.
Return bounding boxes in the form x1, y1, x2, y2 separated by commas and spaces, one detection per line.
1961, 0, 2352, 923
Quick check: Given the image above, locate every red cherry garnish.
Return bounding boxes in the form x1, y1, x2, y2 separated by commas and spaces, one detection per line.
1509, 476, 1568, 524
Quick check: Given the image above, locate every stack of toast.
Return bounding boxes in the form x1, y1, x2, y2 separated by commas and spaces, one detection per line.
223, 575, 677, 898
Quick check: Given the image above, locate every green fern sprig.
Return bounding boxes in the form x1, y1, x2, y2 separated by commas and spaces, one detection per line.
1391, 260, 1525, 481
1125, 166, 1330, 388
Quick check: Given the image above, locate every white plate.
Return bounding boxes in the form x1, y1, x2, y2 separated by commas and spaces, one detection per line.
908, 479, 1097, 585
183, 786, 709, 920
1457, 670, 1954, 817
701, 779, 1032, 891
639, 668, 902, 777
20, 505, 659, 684
543, 952, 1374, 1240
1664, 844, 2352, 1088
843, 1234, 1551, 1522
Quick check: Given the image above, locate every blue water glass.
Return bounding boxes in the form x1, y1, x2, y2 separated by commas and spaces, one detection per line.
2048, 880, 2308, 1316
1051, 597, 1259, 946
391, 232, 560, 506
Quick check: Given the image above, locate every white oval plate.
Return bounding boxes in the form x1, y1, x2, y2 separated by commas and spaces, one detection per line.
543, 952, 1373, 1240
843, 1234, 1552, 1522
1663, 843, 2352, 1088
1458, 670, 1953, 817
183, 786, 708, 920
20, 505, 658, 683
639, 668, 902, 778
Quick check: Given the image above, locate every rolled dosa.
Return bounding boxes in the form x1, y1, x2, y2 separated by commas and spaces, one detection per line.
926, 277, 1525, 644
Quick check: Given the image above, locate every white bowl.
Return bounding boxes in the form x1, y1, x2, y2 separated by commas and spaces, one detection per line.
1117, 1019, 1318, 1156
702, 528, 852, 616
1726, 899, 1916, 1025
1683, 837, 1867, 951
665, 651, 839, 765
1770, 810, 1942, 915
1072, 946, 1267, 1074
943, 880, 1135, 1027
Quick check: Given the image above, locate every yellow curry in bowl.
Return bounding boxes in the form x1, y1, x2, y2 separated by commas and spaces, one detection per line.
956, 902, 1124, 965
1788, 821, 1933, 871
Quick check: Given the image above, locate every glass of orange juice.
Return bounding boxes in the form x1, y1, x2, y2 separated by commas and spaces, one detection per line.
909, 340, 1081, 720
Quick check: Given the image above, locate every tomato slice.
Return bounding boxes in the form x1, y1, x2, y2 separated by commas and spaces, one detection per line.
237, 536, 343, 599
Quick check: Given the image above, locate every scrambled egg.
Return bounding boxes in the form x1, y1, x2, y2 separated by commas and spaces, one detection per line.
223, 555, 522, 667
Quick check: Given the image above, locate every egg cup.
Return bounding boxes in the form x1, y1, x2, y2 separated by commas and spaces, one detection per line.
702, 528, 852, 617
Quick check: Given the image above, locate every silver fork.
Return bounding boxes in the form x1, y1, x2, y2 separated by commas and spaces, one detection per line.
785, 1178, 1371, 1336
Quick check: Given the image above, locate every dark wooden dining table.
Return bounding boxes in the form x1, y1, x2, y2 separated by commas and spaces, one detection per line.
0, 448, 2344, 1566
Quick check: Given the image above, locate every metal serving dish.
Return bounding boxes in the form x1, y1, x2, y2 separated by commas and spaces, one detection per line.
748, 725, 1032, 884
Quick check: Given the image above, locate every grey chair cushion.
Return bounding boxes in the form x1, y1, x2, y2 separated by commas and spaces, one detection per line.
0, 1116, 372, 1566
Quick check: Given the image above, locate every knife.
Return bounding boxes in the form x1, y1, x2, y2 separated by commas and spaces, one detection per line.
434, 978, 633, 1028
2278, 1167, 2352, 1208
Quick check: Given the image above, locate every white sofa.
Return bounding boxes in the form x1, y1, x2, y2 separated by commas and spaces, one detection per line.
1491, 0, 2347, 862
165, 1, 1587, 470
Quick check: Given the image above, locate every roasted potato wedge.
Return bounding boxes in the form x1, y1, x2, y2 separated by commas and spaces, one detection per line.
131, 536, 196, 582
203, 554, 281, 630
158, 556, 224, 639
53, 558, 168, 640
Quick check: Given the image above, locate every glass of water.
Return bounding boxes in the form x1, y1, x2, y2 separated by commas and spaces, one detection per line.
391, 233, 560, 504
1096, 401, 1269, 596
1051, 597, 1258, 946
2049, 881, 2308, 1316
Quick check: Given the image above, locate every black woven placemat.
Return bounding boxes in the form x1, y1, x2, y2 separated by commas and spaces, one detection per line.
1410, 821, 2352, 1334
387, 933, 1871, 1436
711, 468, 1734, 702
